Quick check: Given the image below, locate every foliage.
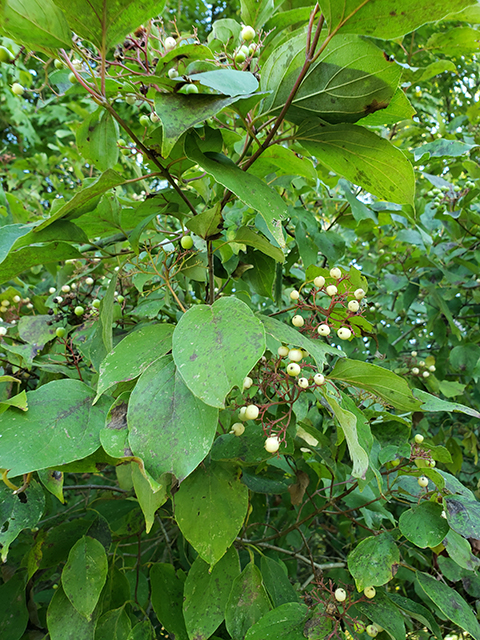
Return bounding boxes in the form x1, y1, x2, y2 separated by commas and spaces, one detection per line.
1, 1, 480, 639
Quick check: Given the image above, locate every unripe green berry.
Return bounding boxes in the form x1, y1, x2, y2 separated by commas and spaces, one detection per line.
181, 235, 194, 250
68, 72, 77, 84
117, 295, 125, 303
139, 115, 150, 127
74, 305, 84, 316
414, 434, 424, 444
55, 327, 66, 338
241, 25, 256, 41
0, 46, 14, 63
11, 82, 24, 96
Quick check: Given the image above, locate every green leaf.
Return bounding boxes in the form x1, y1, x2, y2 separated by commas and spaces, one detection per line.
0, 242, 82, 284
172, 296, 265, 408
399, 502, 450, 549
225, 562, 272, 639
195, 69, 259, 96
245, 602, 308, 640
388, 593, 442, 640
241, 0, 275, 29
185, 135, 287, 248
426, 26, 480, 56
155, 93, 243, 157
0, 573, 28, 640
0, 380, 108, 476
233, 226, 285, 262
186, 204, 223, 239
47, 585, 98, 640
34, 170, 124, 232
359, 87, 416, 127
329, 359, 421, 412
95, 323, 174, 401
355, 590, 405, 640
0, 0, 71, 49
0, 480, 45, 562
18, 314, 56, 348
247, 145, 317, 183
416, 571, 480, 640
320, 0, 475, 39
444, 494, 480, 539
53, 0, 166, 51
242, 250, 276, 299
131, 464, 167, 533
95, 607, 132, 640
260, 314, 341, 369
76, 108, 119, 172
347, 533, 400, 590
127, 621, 155, 640
261, 556, 299, 607
61, 536, 108, 620
414, 389, 480, 419
262, 33, 401, 125
0, 223, 32, 264
297, 122, 415, 206
174, 460, 249, 566
183, 546, 241, 640
150, 563, 188, 640
414, 138, 477, 161
444, 529, 480, 571
38, 468, 64, 503
127, 356, 218, 481
326, 393, 369, 479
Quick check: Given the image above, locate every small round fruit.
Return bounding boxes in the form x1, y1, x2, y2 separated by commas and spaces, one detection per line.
418, 476, 429, 488
126, 94, 136, 105
121, 148, 130, 156
298, 377, 309, 389
290, 289, 300, 300
68, 72, 77, 83
411, 351, 417, 357
326, 285, 337, 296
245, 404, 259, 420
330, 267, 342, 279
239, 407, 247, 421
429, 365, 436, 372
184, 83, 198, 94
354, 288, 366, 300
74, 305, 84, 316
168, 68, 179, 79
54, 58, 64, 69
422, 371, 430, 378
243, 376, 253, 390
354, 621, 366, 634
13, 295, 21, 303
317, 324, 331, 337
117, 138, 126, 147
241, 25, 256, 41
391, 458, 400, 467
334, 588, 346, 602
61, 284, 70, 293
366, 625, 378, 638
427, 459, 436, 468
85, 277, 94, 285
292, 315, 304, 328
314, 373, 325, 385
92, 299, 101, 309
288, 349, 303, 362
411, 367, 419, 375
117, 295, 125, 303
139, 114, 150, 127
235, 51, 246, 63
150, 112, 160, 123
164, 37, 177, 50
314, 275, 325, 288
337, 327, 352, 340
0, 46, 14, 63
348, 300, 360, 313
181, 235, 194, 250
55, 327, 66, 338
265, 436, 280, 453
278, 346, 289, 357
287, 362, 301, 377
0, 327, 7, 336
364, 586, 376, 599
231, 422, 245, 436
11, 82, 24, 96
49, 287, 56, 294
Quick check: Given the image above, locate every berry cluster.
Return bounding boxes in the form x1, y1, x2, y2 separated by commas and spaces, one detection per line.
289, 267, 368, 341
427, 182, 473, 215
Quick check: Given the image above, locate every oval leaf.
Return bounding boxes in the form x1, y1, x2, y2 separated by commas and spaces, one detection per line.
348, 533, 399, 590
399, 502, 450, 549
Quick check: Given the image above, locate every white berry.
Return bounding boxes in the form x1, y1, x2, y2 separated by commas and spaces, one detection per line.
354, 288, 366, 300
13, 295, 21, 303
288, 349, 303, 362
61, 284, 70, 293
411, 367, 419, 375
418, 476, 429, 488
419, 360, 425, 366
290, 290, 300, 300
411, 351, 417, 357
326, 285, 338, 296
164, 37, 177, 50
49, 287, 56, 294
292, 315, 304, 327
317, 324, 331, 336
287, 363, 301, 377
429, 365, 436, 372
314, 373, 325, 385
265, 436, 280, 453
85, 277, 94, 285
298, 377, 309, 389
231, 423, 245, 436
243, 376, 253, 390
414, 434, 424, 444
245, 405, 259, 420
334, 588, 346, 602
239, 407, 247, 421
314, 276, 325, 288
348, 300, 359, 313
330, 267, 342, 279
168, 68, 178, 79
364, 586, 376, 599
337, 327, 352, 340
278, 346, 289, 357
422, 371, 430, 378
0, 327, 7, 336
